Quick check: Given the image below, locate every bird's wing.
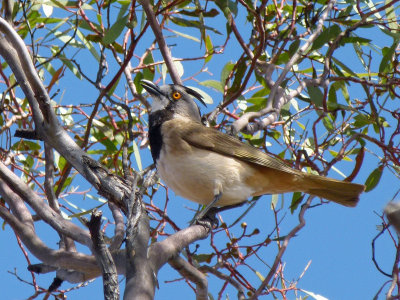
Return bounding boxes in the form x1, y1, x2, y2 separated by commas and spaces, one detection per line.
180, 122, 299, 175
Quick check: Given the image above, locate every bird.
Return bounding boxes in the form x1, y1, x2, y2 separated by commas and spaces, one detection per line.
141, 79, 365, 220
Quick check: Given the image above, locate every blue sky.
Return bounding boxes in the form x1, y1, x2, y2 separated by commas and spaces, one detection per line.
0, 1, 399, 299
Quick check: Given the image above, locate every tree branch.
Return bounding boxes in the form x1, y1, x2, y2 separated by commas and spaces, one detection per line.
149, 225, 210, 272
199, 265, 245, 299
169, 256, 208, 300
124, 172, 157, 300
250, 196, 313, 299
87, 209, 120, 300
231, 0, 336, 134
0, 17, 133, 214
108, 202, 125, 251
0, 164, 92, 247
138, 0, 182, 85
0, 205, 99, 274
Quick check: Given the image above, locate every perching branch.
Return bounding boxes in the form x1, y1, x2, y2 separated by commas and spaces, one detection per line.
149, 225, 210, 272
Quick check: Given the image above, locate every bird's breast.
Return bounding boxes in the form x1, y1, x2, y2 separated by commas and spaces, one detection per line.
156, 146, 256, 207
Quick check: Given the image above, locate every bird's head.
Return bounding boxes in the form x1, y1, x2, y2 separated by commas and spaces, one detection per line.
141, 80, 206, 122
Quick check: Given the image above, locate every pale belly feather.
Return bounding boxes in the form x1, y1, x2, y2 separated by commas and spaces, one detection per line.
156, 148, 256, 206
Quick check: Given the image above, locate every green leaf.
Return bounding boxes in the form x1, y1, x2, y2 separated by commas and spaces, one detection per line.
365, 166, 383, 192
102, 15, 128, 44
380, 28, 400, 40
352, 40, 368, 72
143, 51, 155, 81
340, 36, 371, 45
270, 194, 279, 209
179, 8, 219, 18
134, 72, 144, 94
12, 140, 41, 151
385, 0, 399, 31
252, 85, 270, 97
68, 202, 107, 218
220, 61, 235, 85
161, 60, 184, 83
169, 28, 200, 42
307, 85, 323, 107
194, 0, 205, 44
215, 0, 238, 18
275, 52, 289, 64
132, 140, 142, 171
54, 30, 85, 49
76, 30, 100, 61
328, 84, 338, 109
205, 35, 213, 63
245, 97, 268, 112
199, 80, 223, 93
170, 16, 221, 35
36, 56, 56, 75
192, 253, 214, 263
58, 55, 81, 79
228, 58, 247, 95
290, 192, 304, 213
322, 115, 334, 132
255, 271, 265, 282
353, 114, 372, 128
331, 57, 357, 77
311, 24, 341, 51
117, 4, 129, 19
79, 18, 102, 33
50, 0, 94, 10
288, 39, 300, 56
379, 42, 398, 73
186, 86, 213, 104
328, 150, 352, 161
54, 151, 67, 171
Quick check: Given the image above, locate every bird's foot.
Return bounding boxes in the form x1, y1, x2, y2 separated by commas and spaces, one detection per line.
191, 207, 219, 230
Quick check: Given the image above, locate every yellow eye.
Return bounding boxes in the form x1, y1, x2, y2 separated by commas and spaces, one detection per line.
172, 91, 181, 100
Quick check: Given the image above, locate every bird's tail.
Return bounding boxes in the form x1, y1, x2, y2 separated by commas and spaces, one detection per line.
303, 174, 365, 207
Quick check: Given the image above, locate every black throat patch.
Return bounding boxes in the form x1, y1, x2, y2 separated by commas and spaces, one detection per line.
148, 108, 173, 162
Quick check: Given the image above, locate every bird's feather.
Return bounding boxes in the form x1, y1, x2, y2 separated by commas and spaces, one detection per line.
177, 120, 300, 175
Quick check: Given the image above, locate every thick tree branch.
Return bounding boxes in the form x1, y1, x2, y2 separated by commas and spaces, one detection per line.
0, 205, 101, 274
149, 225, 210, 272
87, 209, 120, 300
124, 184, 154, 300
169, 256, 208, 300
0, 164, 92, 247
122, 171, 157, 299
44, 143, 76, 252
108, 202, 125, 251
0, 18, 56, 124
0, 17, 132, 214
0, 179, 34, 230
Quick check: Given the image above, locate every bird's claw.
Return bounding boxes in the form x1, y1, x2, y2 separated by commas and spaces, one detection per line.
190, 207, 219, 230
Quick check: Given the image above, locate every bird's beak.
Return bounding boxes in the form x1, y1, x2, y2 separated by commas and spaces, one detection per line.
140, 79, 164, 97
